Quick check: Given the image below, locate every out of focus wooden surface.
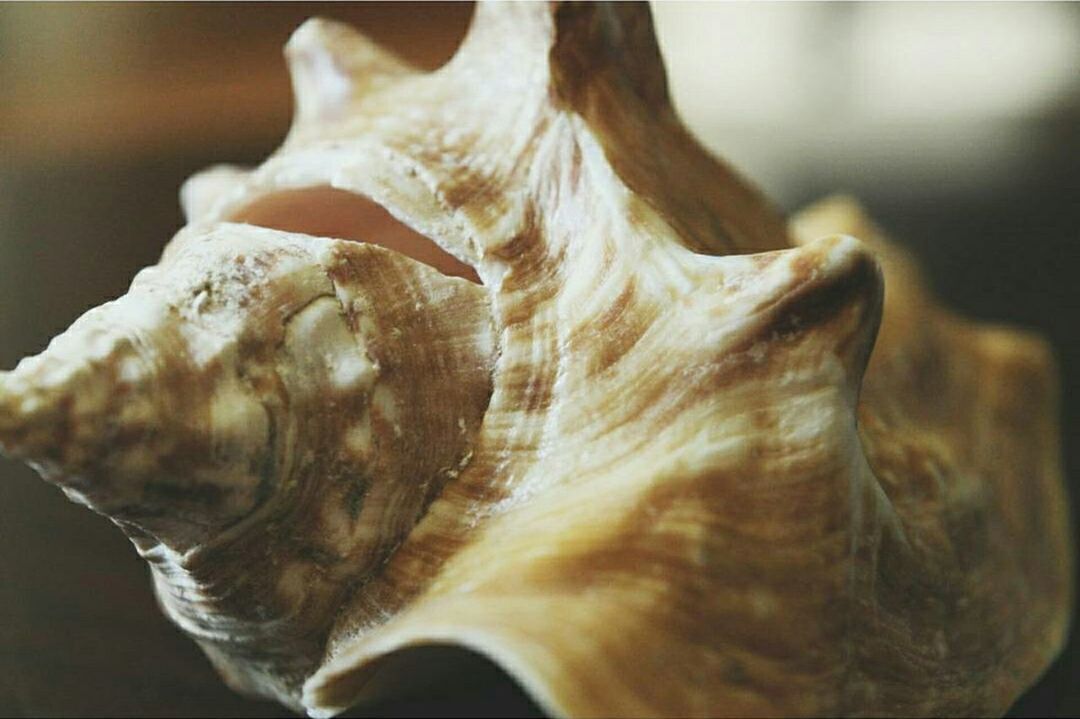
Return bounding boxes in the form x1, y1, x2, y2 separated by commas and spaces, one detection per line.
1, 2, 1077, 717
1, 3, 471, 162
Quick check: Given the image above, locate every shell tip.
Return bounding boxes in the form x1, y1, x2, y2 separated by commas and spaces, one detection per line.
285, 17, 408, 126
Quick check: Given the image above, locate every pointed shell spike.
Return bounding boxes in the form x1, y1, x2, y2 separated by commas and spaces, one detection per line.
286, 17, 411, 128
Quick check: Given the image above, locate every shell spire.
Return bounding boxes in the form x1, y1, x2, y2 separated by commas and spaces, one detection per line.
0, 294, 264, 552
0, 2, 1070, 718
0, 223, 494, 555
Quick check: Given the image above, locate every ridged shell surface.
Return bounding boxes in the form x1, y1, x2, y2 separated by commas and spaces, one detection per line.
0, 3, 1070, 717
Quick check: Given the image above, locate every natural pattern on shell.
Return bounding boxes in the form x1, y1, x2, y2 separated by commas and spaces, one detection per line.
0, 3, 1071, 718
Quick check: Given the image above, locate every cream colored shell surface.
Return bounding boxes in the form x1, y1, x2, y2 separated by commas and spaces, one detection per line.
0, 3, 1070, 717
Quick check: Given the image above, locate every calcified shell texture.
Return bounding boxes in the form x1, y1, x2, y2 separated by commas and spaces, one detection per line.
0, 4, 1071, 718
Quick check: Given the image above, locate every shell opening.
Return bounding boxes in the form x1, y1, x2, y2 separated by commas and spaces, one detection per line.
307, 643, 544, 718
231, 187, 481, 284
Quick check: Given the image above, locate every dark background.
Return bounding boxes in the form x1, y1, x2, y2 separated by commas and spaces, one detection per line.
0, 3, 1077, 717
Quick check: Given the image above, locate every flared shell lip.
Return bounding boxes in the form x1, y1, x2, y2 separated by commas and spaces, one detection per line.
304, 623, 569, 719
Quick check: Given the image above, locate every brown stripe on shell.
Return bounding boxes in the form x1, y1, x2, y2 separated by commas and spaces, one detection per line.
564, 276, 658, 378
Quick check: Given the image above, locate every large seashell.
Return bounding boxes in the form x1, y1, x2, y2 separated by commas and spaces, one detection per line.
0, 3, 1071, 717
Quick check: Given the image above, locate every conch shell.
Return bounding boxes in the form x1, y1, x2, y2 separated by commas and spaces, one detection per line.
0, 3, 1071, 717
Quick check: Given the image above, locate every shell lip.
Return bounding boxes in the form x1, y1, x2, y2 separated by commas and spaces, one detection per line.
303, 630, 568, 719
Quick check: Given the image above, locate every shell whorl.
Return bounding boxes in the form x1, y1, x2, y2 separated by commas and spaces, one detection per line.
0, 223, 495, 708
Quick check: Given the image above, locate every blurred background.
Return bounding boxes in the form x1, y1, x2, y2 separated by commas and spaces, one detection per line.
0, 2, 1077, 716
